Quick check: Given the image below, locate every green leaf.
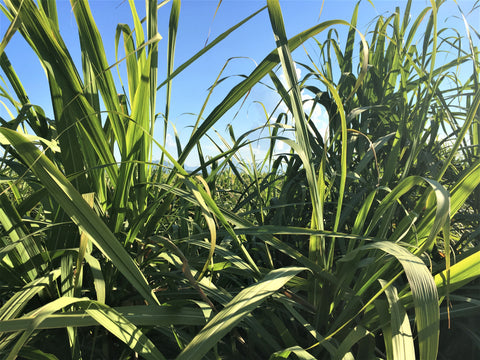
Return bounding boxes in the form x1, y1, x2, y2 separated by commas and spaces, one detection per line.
0, 269, 61, 321
85, 303, 166, 360
334, 326, 369, 360
379, 279, 415, 360
177, 267, 307, 360
361, 242, 439, 360
270, 346, 316, 360
0, 128, 158, 306
0, 305, 205, 332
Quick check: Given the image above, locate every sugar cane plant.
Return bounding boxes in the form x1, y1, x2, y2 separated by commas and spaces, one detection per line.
0, 0, 480, 359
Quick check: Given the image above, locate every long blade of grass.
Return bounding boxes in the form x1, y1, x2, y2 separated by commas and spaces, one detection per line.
345, 242, 439, 360
0, 269, 61, 321
0, 305, 205, 332
267, 0, 324, 270
70, 0, 126, 153
163, 0, 180, 147
177, 267, 307, 360
177, 18, 351, 167
5, 297, 87, 360
0, 128, 159, 306
84, 302, 166, 360
146, 0, 159, 131
1, 299, 168, 360
379, 279, 415, 360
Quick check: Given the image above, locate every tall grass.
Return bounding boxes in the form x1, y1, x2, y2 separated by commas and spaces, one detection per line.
0, 0, 480, 359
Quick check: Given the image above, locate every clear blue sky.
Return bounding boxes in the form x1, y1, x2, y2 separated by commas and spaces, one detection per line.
1, 0, 479, 167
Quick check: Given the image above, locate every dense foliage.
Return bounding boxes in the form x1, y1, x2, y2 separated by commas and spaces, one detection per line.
1, 0, 480, 359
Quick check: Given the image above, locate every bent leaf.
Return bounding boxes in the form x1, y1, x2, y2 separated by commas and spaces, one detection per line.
177, 267, 307, 360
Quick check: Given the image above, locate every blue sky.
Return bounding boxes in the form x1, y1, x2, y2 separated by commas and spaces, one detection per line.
1, 0, 479, 167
